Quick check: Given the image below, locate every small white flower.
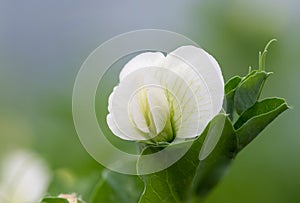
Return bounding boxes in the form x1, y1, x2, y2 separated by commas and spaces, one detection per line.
107, 46, 224, 143
58, 193, 80, 203
0, 150, 50, 203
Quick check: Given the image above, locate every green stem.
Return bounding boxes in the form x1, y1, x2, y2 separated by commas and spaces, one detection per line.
88, 174, 104, 203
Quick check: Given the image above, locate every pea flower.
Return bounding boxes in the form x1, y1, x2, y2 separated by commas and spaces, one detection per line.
59, 193, 81, 203
0, 150, 50, 203
107, 46, 224, 143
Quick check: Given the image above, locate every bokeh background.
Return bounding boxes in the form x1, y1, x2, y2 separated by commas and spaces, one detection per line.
1, 0, 299, 202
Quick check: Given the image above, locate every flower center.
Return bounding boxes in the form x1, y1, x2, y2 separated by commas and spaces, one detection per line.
128, 86, 176, 142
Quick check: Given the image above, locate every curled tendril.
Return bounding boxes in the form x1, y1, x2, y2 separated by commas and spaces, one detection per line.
259, 39, 277, 71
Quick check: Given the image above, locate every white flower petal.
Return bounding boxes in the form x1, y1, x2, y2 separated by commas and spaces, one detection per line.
166, 45, 224, 115
119, 52, 165, 81
158, 68, 204, 138
146, 87, 169, 134
129, 93, 150, 134
108, 81, 147, 140
106, 114, 137, 140
204, 51, 224, 83
162, 61, 208, 137
108, 87, 116, 113
108, 87, 145, 139
109, 68, 166, 140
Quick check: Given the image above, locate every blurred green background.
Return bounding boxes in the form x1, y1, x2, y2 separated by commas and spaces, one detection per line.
0, 0, 299, 202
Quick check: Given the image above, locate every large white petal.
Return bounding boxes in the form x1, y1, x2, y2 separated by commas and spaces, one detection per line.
163, 46, 224, 137
119, 52, 165, 81
161, 70, 204, 138
204, 51, 224, 83
166, 46, 224, 116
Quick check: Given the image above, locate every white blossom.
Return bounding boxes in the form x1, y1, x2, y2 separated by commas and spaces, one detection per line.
0, 150, 50, 203
107, 46, 224, 143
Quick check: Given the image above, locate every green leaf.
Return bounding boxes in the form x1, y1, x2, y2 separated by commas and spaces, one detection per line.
234, 70, 272, 114
224, 76, 242, 95
223, 76, 242, 120
41, 197, 69, 203
234, 97, 289, 150
192, 114, 237, 198
89, 169, 143, 203
137, 114, 237, 203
